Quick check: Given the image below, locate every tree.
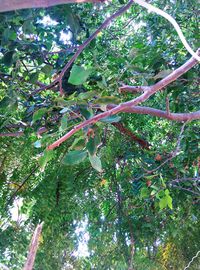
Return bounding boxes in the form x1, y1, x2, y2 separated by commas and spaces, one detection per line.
0, 0, 199, 269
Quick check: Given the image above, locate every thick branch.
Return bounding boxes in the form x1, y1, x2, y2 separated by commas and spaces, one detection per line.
1, 107, 198, 139
47, 49, 199, 150
0, 0, 102, 12
107, 105, 200, 122
23, 222, 44, 270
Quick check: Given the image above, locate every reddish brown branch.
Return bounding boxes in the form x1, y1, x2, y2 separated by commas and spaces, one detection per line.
107, 105, 200, 122
119, 48, 199, 94
23, 222, 44, 270
47, 49, 199, 150
0, 0, 102, 12
112, 122, 150, 149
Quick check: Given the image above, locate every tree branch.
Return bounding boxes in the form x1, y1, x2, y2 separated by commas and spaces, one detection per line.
169, 177, 200, 185
0, 0, 102, 13
107, 105, 200, 122
1, 106, 198, 139
170, 185, 200, 196
31, 0, 134, 96
6, 166, 38, 207
119, 48, 199, 93
47, 49, 199, 150
23, 222, 44, 270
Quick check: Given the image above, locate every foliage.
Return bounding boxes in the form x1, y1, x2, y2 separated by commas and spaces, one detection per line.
0, 0, 199, 269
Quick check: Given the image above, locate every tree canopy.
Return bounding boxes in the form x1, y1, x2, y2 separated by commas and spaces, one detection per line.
0, 0, 199, 269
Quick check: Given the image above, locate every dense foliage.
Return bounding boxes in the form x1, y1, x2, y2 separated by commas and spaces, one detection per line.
0, 0, 199, 269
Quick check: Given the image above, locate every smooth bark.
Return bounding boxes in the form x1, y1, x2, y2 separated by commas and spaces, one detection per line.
0, 0, 102, 13
23, 222, 44, 270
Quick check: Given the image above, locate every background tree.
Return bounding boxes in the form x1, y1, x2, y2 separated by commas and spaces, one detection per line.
0, 0, 199, 269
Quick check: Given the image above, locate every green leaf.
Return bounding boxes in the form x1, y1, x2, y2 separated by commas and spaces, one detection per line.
22, 20, 35, 33
69, 137, 85, 150
153, 70, 172, 80
86, 131, 101, 156
0, 97, 10, 108
165, 189, 170, 196
86, 137, 96, 156
140, 187, 149, 199
62, 150, 87, 165
38, 150, 54, 171
41, 65, 53, 76
2, 28, 17, 43
2, 51, 15, 67
79, 106, 93, 119
159, 196, 168, 210
100, 115, 121, 123
94, 96, 120, 105
32, 108, 47, 123
30, 72, 39, 84
165, 189, 173, 209
89, 154, 102, 172
151, 190, 157, 196
68, 65, 92, 85
78, 91, 97, 100
160, 174, 166, 188
167, 195, 173, 209
60, 115, 68, 131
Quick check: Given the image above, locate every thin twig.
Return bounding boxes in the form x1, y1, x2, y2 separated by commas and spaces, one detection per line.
169, 177, 200, 184
170, 185, 200, 196
166, 96, 170, 115
6, 166, 38, 207
183, 250, 200, 270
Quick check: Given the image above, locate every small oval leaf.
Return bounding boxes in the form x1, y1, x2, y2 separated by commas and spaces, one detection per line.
33, 108, 47, 123
94, 96, 120, 105
100, 115, 121, 123
62, 150, 87, 165
68, 65, 92, 85
89, 154, 102, 172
